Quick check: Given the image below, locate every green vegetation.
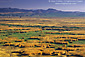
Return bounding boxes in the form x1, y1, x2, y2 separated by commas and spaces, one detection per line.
0, 17, 85, 57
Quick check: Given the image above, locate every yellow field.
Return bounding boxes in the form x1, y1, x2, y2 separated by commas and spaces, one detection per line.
0, 17, 85, 57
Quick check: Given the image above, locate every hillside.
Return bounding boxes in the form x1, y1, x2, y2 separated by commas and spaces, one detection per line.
0, 8, 85, 17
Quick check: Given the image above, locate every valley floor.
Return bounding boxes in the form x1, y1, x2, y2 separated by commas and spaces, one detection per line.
0, 17, 85, 57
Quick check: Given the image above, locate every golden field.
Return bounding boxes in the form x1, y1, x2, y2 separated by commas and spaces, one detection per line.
0, 17, 85, 57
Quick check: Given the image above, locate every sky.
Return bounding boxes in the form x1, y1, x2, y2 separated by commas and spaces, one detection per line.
0, 0, 85, 12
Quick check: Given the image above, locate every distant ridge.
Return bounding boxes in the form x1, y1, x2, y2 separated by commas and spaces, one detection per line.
0, 8, 85, 17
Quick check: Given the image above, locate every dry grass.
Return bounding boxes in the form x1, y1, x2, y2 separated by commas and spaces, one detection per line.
0, 17, 85, 57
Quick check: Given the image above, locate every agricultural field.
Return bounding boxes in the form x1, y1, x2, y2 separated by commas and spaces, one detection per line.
0, 17, 85, 57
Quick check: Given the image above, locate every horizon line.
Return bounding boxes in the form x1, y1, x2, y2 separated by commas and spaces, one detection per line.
0, 7, 85, 12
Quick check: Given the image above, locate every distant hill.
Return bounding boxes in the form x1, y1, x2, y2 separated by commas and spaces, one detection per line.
0, 8, 85, 17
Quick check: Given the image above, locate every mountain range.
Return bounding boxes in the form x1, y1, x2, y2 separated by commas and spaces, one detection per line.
0, 8, 85, 17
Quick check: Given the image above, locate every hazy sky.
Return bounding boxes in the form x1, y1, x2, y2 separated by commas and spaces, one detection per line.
0, 0, 85, 12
